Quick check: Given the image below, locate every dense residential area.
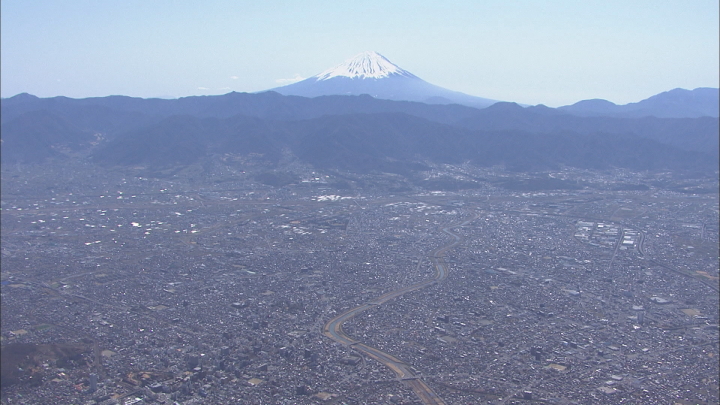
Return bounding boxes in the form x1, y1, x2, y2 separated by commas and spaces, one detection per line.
2, 161, 717, 404
3, 2, 719, 404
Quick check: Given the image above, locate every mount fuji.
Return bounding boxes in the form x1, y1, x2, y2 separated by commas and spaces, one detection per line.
266, 51, 499, 108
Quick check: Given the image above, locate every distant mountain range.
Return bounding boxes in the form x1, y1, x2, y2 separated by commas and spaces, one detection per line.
266, 51, 499, 109
1, 90, 716, 175
1, 51, 717, 175
559, 87, 719, 119
265, 51, 717, 119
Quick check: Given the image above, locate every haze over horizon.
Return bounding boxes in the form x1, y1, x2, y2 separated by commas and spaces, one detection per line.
1, 0, 718, 107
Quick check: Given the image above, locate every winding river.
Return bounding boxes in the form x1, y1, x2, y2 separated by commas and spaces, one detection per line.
323, 215, 478, 405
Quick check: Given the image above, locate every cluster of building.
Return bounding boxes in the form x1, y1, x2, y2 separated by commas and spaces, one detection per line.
1, 162, 718, 404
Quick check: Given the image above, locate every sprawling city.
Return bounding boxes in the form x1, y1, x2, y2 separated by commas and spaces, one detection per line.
2, 160, 717, 404
2, 4, 719, 403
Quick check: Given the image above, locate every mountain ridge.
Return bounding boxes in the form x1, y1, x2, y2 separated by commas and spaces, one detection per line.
85, 111, 714, 174
559, 87, 718, 118
2, 91, 716, 175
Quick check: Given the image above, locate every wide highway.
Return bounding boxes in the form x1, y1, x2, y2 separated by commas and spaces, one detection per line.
323, 216, 477, 405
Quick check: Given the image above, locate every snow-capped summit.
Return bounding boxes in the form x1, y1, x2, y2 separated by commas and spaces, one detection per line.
314, 51, 417, 80
266, 51, 499, 109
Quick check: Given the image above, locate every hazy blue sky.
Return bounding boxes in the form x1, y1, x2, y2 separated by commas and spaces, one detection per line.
2, 0, 718, 106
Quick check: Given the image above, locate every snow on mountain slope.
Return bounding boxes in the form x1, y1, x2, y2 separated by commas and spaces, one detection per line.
314, 51, 417, 80
267, 51, 499, 108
